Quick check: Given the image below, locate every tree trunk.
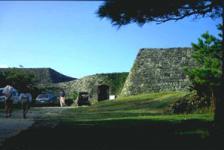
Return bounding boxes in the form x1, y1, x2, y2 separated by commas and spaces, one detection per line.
211, 89, 216, 112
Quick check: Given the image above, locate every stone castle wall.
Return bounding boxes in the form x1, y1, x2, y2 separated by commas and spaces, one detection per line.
56, 73, 128, 99
120, 48, 195, 96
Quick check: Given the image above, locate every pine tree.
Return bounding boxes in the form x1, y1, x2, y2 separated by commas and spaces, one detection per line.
186, 25, 222, 112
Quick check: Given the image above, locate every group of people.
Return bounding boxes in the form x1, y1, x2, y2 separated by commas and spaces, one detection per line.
2, 85, 67, 119
2, 85, 32, 118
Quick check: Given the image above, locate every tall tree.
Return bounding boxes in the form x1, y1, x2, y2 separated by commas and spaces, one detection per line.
186, 28, 222, 108
97, 0, 224, 125
2, 68, 36, 92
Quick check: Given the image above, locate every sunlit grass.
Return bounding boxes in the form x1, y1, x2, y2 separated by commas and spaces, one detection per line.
43, 91, 213, 126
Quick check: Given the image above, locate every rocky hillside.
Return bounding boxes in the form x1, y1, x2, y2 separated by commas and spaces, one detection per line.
55, 72, 128, 99
0, 68, 76, 84
120, 48, 196, 96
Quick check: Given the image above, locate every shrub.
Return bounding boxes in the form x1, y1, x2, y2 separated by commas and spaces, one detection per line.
65, 98, 74, 106
170, 91, 211, 114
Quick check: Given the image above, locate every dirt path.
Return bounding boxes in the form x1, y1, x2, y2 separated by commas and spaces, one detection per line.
0, 106, 71, 146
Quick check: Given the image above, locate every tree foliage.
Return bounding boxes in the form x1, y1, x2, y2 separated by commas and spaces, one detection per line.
186, 27, 222, 100
0, 68, 36, 92
97, 0, 223, 26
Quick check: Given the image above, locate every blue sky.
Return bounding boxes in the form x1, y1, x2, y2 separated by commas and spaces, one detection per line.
0, 1, 221, 78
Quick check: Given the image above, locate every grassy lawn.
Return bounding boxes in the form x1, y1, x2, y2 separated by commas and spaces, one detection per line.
2, 91, 221, 150
52, 91, 214, 139
49, 91, 213, 125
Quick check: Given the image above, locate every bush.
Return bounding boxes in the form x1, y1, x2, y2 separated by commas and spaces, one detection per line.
71, 91, 78, 100
65, 98, 74, 106
170, 91, 211, 114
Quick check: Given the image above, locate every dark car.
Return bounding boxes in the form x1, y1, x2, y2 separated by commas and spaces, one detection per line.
35, 93, 58, 106
77, 92, 91, 106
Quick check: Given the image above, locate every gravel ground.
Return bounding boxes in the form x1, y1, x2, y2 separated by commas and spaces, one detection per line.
0, 106, 70, 146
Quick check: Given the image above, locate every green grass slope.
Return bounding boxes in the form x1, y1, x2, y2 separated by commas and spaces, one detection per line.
56, 91, 213, 125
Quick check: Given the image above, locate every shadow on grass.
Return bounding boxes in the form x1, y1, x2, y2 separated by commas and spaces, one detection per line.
1, 118, 223, 150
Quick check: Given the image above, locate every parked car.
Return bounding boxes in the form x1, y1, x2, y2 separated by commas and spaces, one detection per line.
0, 87, 20, 104
35, 93, 58, 106
77, 92, 91, 106
0, 88, 5, 103
0, 89, 5, 108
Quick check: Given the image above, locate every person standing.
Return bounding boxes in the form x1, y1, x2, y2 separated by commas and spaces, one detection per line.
2, 85, 14, 118
19, 92, 32, 118
59, 90, 66, 107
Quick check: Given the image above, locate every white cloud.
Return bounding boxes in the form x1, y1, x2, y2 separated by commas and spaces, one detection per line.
0, 64, 9, 68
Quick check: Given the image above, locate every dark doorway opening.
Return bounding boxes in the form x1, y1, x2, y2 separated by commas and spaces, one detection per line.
97, 85, 109, 101
77, 92, 90, 106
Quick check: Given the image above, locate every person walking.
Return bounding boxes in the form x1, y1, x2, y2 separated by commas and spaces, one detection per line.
19, 92, 32, 118
2, 85, 14, 118
59, 90, 66, 107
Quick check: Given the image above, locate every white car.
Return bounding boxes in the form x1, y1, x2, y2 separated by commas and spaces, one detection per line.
0, 87, 20, 104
